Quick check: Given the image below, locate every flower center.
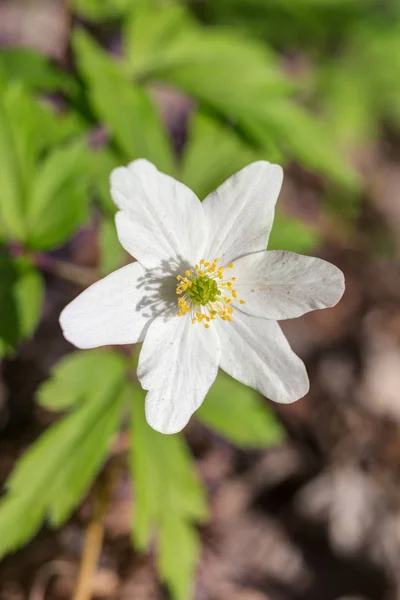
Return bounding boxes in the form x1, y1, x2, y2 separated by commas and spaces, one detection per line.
186, 276, 221, 305
176, 258, 245, 328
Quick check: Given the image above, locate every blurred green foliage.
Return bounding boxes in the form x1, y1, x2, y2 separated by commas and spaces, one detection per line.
0, 0, 398, 597
72, 0, 135, 21
0, 350, 282, 599
0, 350, 126, 554
0, 251, 43, 356
195, 0, 400, 146
130, 383, 207, 599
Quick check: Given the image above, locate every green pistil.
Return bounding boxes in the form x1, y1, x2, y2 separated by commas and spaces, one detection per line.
186, 276, 221, 306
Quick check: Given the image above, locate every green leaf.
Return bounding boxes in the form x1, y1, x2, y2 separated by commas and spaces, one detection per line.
125, 2, 358, 187
72, 0, 134, 21
130, 384, 207, 599
13, 257, 44, 343
158, 515, 201, 600
319, 62, 374, 147
319, 21, 400, 140
73, 29, 174, 173
0, 250, 20, 349
242, 103, 360, 190
26, 139, 90, 250
268, 211, 320, 254
48, 385, 125, 526
100, 217, 127, 275
89, 148, 121, 217
196, 0, 371, 50
34, 103, 88, 150
182, 111, 316, 254
37, 349, 127, 411
126, 3, 287, 101
124, 1, 195, 76
0, 496, 45, 558
0, 349, 126, 559
181, 110, 280, 199
4, 82, 85, 155
0, 82, 86, 243
0, 48, 78, 96
3, 84, 39, 206
130, 382, 207, 534
125, 2, 291, 93
0, 86, 27, 239
0, 251, 44, 352
197, 371, 285, 448
0, 62, 7, 93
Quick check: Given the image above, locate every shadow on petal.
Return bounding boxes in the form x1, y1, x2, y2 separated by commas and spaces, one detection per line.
135, 256, 193, 327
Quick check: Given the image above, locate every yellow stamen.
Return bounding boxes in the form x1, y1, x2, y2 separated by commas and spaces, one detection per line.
175, 258, 244, 326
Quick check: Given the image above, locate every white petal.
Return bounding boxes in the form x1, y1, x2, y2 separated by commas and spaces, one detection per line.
137, 315, 220, 434
111, 159, 208, 269
202, 161, 283, 265
231, 250, 345, 320
60, 262, 166, 349
215, 311, 309, 404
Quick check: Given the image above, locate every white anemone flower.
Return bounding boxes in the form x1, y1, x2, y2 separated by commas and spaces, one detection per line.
60, 159, 345, 434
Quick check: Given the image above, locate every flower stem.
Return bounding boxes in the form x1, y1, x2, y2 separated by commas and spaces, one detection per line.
72, 498, 105, 600
72, 517, 104, 600
34, 254, 98, 287
72, 459, 122, 600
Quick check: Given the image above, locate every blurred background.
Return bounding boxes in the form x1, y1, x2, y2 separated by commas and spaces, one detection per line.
0, 0, 400, 599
